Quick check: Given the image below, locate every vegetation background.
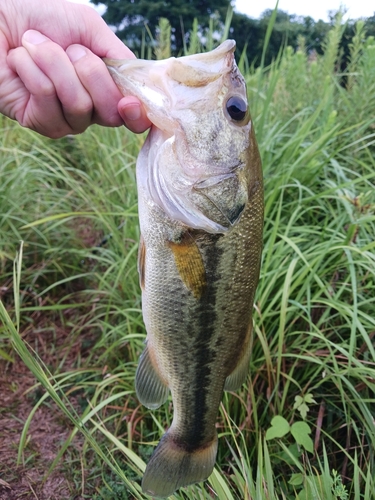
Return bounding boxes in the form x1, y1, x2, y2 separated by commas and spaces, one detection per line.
92, 0, 375, 67
1, 3, 375, 500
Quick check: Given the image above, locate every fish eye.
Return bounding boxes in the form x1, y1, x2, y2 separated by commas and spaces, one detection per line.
226, 96, 248, 122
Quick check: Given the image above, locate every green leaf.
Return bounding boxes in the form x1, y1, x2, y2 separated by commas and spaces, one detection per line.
289, 473, 304, 486
298, 402, 309, 420
291, 421, 314, 453
293, 396, 304, 409
278, 443, 301, 465
304, 393, 317, 404
294, 394, 317, 419
265, 416, 290, 440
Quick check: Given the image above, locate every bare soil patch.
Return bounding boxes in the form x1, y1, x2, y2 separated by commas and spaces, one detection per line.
0, 319, 95, 500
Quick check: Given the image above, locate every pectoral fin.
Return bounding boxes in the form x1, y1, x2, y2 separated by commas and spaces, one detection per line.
224, 326, 252, 391
135, 343, 169, 409
168, 233, 206, 299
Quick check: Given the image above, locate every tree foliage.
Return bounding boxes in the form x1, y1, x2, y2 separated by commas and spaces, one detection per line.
91, 0, 232, 54
230, 9, 333, 67
92, 0, 375, 66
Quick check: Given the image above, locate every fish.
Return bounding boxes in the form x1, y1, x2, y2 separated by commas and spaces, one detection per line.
105, 40, 263, 498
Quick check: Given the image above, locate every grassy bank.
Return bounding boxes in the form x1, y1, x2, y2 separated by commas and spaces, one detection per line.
1, 16, 375, 500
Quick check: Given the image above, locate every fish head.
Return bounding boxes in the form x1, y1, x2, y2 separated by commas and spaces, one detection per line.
106, 40, 255, 233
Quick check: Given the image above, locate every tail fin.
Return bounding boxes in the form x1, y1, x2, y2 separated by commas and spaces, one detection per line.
142, 431, 218, 498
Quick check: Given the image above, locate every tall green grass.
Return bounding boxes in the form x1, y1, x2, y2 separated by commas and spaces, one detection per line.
1, 14, 375, 500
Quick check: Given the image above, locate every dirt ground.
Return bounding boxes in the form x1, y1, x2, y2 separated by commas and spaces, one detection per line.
0, 224, 119, 499
0, 322, 90, 500
0, 362, 77, 499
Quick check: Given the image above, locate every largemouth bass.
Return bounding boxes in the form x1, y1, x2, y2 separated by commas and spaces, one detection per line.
105, 40, 263, 498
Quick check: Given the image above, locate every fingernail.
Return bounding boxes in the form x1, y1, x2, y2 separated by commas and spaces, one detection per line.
67, 45, 87, 63
23, 30, 48, 45
123, 103, 142, 121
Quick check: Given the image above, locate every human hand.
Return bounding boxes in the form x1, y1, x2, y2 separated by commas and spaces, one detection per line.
0, 0, 151, 138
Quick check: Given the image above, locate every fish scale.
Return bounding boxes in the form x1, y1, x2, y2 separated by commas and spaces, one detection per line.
105, 39, 263, 497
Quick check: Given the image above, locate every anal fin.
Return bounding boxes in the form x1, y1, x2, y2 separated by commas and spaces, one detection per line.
135, 343, 169, 409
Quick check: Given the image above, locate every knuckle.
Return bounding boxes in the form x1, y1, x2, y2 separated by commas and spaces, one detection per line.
96, 114, 122, 128
75, 96, 93, 116
106, 114, 123, 127
47, 130, 68, 139
39, 124, 71, 139
72, 97, 93, 119
75, 56, 103, 83
35, 42, 64, 69
37, 78, 55, 97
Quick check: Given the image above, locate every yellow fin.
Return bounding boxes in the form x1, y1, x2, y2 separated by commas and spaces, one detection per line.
142, 431, 218, 497
135, 343, 169, 410
168, 233, 206, 299
224, 325, 252, 391
138, 235, 146, 290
